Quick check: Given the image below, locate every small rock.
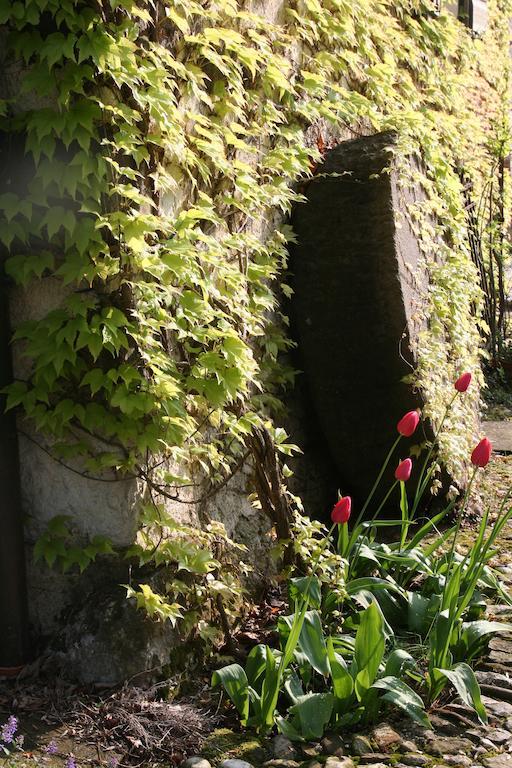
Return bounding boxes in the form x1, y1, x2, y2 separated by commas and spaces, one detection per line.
488, 730, 512, 745
301, 744, 322, 758
371, 724, 402, 752
443, 756, 473, 767
476, 672, 512, 692
351, 736, 373, 756
479, 739, 497, 751
182, 759, 211, 768
363, 764, 388, 768
273, 736, 298, 761
401, 755, 430, 766
263, 762, 300, 768
427, 716, 460, 736
325, 757, 355, 768
321, 735, 345, 757
302, 762, 323, 768
358, 755, 388, 764
423, 736, 474, 756
484, 756, 512, 768
402, 742, 420, 753
482, 697, 512, 718
221, 760, 255, 768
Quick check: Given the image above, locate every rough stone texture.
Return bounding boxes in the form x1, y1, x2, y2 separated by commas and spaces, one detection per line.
325, 758, 355, 768
482, 696, 512, 717
182, 759, 212, 768
371, 724, 403, 751
401, 742, 420, 753
476, 671, 512, 690
351, 736, 374, 756
220, 760, 256, 768
263, 762, 300, 768
485, 729, 511, 745
401, 755, 430, 766
290, 132, 430, 505
272, 736, 299, 761
423, 735, 474, 756
443, 756, 473, 767
321, 735, 345, 757
484, 756, 512, 768
482, 421, 512, 453
301, 744, 323, 758
47, 578, 182, 685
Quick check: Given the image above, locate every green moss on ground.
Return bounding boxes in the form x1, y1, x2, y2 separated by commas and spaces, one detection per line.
201, 728, 270, 767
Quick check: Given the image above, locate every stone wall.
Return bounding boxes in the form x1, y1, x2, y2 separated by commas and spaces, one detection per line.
0, 0, 504, 682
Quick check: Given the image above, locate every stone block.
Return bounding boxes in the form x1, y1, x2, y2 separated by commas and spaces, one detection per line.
290, 132, 428, 505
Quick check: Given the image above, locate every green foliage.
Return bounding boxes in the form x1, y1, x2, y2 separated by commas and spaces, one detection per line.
214, 402, 512, 736
35, 506, 249, 649
33, 515, 114, 573
1, 0, 511, 501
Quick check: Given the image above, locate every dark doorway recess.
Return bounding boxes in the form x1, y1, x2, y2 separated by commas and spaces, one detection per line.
0, 128, 32, 669
288, 131, 426, 514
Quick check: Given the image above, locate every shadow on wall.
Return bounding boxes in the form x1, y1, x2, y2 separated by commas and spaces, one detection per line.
285, 131, 428, 521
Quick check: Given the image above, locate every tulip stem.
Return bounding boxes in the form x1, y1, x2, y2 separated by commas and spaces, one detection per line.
352, 434, 401, 531
444, 466, 478, 579
412, 392, 458, 516
399, 480, 409, 549
349, 480, 398, 576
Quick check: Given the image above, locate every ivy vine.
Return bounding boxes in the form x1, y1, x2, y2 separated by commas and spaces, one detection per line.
0, 0, 511, 633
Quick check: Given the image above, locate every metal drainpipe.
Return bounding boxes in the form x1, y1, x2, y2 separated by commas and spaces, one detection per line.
0, 271, 30, 670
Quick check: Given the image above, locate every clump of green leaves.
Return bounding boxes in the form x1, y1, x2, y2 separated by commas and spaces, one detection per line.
33, 515, 114, 573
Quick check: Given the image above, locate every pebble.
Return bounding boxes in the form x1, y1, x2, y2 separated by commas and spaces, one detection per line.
402, 742, 420, 753
182, 759, 211, 768
301, 744, 323, 758
423, 735, 474, 756
479, 738, 497, 751
221, 760, 255, 768
358, 755, 389, 764
489, 729, 512, 745
484, 756, 512, 768
443, 756, 473, 767
263, 762, 300, 768
325, 757, 355, 768
273, 737, 299, 761
482, 697, 512, 717
321, 735, 345, 757
351, 736, 373, 756
401, 754, 430, 766
371, 724, 402, 752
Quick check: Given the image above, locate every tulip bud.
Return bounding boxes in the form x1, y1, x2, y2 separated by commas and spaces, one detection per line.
397, 410, 420, 437
395, 458, 412, 482
455, 372, 472, 393
331, 496, 352, 524
471, 437, 492, 468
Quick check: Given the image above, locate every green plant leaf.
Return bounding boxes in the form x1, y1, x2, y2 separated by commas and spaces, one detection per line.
288, 692, 334, 740
435, 663, 487, 724
212, 664, 250, 723
354, 602, 385, 685
373, 676, 431, 728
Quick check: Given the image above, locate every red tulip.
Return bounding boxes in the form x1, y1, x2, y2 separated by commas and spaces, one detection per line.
455, 372, 472, 393
471, 437, 492, 468
395, 458, 412, 482
397, 410, 420, 437
331, 496, 352, 524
